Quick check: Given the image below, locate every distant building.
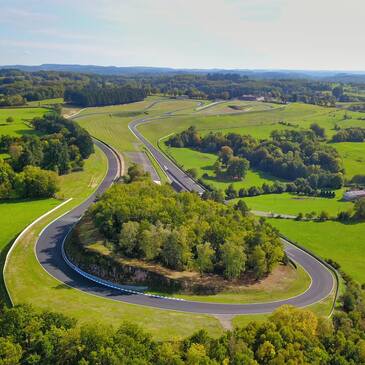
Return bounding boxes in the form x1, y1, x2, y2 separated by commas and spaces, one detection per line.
240, 94, 259, 101
343, 190, 365, 201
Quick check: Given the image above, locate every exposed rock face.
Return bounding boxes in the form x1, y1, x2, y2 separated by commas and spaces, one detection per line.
66, 234, 224, 294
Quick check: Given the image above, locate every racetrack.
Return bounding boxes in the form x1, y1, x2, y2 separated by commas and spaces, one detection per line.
34, 120, 335, 315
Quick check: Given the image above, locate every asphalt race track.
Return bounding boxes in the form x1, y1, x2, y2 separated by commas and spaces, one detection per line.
35, 133, 335, 315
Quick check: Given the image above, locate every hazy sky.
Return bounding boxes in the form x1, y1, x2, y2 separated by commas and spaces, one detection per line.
1, 0, 364, 70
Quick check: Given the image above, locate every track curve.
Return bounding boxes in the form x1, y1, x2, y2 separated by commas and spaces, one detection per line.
35, 126, 335, 315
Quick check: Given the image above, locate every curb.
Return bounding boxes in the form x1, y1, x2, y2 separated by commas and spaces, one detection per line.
3, 198, 73, 305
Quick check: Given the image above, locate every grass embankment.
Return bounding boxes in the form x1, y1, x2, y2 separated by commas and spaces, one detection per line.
151, 264, 311, 304
269, 219, 365, 284
0, 107, 49, 136
27, 98, 64, 107
0, 198, 60, 302
240, 191, 352, 216
4, 147, 223, 340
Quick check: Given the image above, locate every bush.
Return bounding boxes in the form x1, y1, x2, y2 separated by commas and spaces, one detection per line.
15, 166, 59, 198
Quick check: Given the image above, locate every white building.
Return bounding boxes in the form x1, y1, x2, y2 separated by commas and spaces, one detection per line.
343, 190, 365, 201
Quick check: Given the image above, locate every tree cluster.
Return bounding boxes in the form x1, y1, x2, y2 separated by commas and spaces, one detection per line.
90, 181, 283, 280
224, 181, 336, 201
0, 159, 59, 199
168, 126, 344, 190
1, 285, 365, 365
64, 86, 147, 107
0, 113, 94, 199
332, 127, 365, 142
0, 114, 93, 176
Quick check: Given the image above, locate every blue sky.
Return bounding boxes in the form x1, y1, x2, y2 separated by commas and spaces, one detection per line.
0, 0, 364, 70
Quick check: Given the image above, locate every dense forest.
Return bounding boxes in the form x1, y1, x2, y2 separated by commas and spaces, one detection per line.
90, 180, 284, 279
0, 113, 94, 198
64, 86, 147, 107
1, 68, 364, 107
0, 270, 364, 365
168, 126, 344, 193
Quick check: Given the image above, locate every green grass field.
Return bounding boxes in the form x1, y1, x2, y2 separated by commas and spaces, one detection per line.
269, 218, 365, 284
196, 100, 280, 115
240, 191, 352, 216
0, 107, 49, 136
27, 98, 64, 107
333, 142, 365, 178
0, 198, 60, 302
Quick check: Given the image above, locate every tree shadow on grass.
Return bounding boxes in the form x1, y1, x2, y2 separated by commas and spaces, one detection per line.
53, 283, 72, 290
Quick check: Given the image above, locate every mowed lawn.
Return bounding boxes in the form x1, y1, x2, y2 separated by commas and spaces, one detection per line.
139, 103, 363, 143
241, 191, 353, 216
0, 107, 49, 136
334, 142, 365, 178
0, 199, 60, 253
269, 219, 365, 284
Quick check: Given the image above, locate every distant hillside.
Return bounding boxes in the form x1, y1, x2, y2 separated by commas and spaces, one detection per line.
1, 64, 365, 82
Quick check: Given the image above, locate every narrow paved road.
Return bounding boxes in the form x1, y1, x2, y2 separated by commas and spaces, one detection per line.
35, 125, 335, 315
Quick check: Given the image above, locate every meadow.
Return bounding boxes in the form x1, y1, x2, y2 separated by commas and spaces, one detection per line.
240, 191, 353, 216
0, 107, 49, 136
269, 218, 365, 284
27, 98, 64, 107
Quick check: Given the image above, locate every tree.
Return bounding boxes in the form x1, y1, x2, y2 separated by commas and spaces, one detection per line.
125, 163, 148, 183
0, 337, 22, 365
226, 157, 249, 180
196, 242, 214, 273
354, 198, 365, 220
140, 224, 168, 260
219, 146, 233, 165
5, 117, 14, 124
234, 200, 249, 216
0, 160, 15, 198
161, 228, 191, 270
14, 166, 59, 198
118, 221, 140, 256
249, 246, 266, 279
213, 159, 223, 176
318, 210, 330, 222
310, 123, 326, 139
225, 184, 237, 200
186, 168, 198, 179
332, 85, 344, 100
220, 240, 246, 279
